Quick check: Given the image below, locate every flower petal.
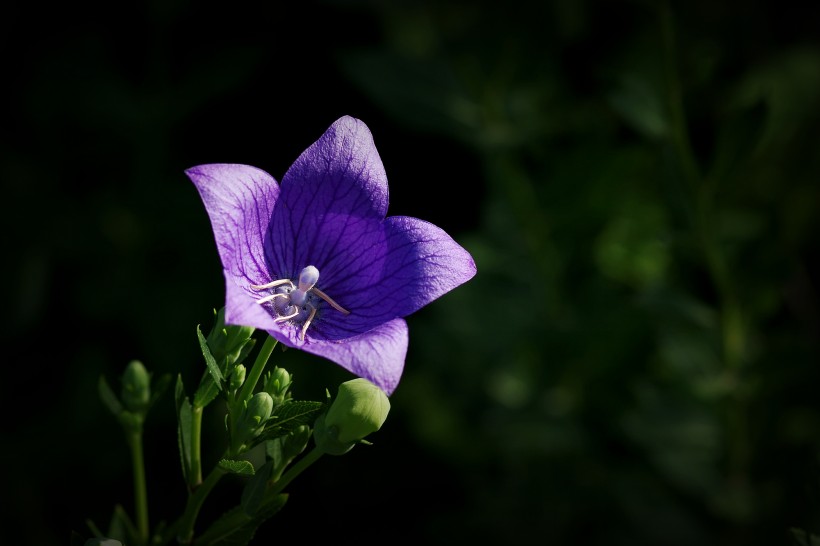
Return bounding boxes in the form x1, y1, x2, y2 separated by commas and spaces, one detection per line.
306, 216, 476, 339
186, 164, 279, 286
265, 116, 389, 279
300, 318, 408, 395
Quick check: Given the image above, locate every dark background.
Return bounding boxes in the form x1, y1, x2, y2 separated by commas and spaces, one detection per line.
3, 1, 820, 545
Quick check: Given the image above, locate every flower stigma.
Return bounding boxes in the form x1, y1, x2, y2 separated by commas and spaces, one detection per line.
250, 265, 350, 340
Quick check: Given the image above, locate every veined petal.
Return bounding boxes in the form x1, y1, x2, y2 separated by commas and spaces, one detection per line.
265, 116, 389, 278
186, 164, 279, 285
376, 216, 477, 317
300, 318, 408, 395
306, 216, 476, 340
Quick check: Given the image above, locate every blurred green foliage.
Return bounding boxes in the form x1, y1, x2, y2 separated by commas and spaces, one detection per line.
3, 0, 819, 545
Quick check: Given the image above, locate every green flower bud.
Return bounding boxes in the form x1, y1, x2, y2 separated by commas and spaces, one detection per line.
229, 364, 246, 390
263, 366, 291, 405
236, 392, 274, 446
121, 360, 151, 413
282, 424, 311, 460
206, 307, 255, 365
314, 378, 390, 455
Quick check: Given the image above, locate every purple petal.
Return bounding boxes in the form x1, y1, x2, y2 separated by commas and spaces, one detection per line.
186, 164, 279, 286
307, 216, 477, 340
300, 318, 408, 395
265, 116, 389, 279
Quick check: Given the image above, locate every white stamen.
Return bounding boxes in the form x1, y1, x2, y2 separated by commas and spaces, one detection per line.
299, 304, 317, 341
251, 278, 295, 290
311, 287, 351, 315
255, 292, 290, 305
251, 265, 349, 339
274, 306, 300, 323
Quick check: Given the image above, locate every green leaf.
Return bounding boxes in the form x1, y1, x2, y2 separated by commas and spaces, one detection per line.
193, 371, 220, 409
232, 337, 257, 367
196, 494, 288, 546
268, 400, 325, 430
241, 460, 272, 516
218, 458, 255, 476
86, 519, 104, 538
256, 400, 324, 444
98, 375, 123, 417
175, 374, 192, 483
106, 504, 136, 544
198, 324, 224, 388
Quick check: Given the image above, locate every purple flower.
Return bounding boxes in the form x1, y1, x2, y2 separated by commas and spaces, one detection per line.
186, 116, 476, 395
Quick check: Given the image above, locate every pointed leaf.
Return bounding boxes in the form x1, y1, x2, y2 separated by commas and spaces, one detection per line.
218, 458, 256, 476
198, 325, 224, 388
175, 375, 192, 483
193, 371, 220, 409
98, 375, 123, 417
106, 504, 136, 543
268, 400, 325, 430
196, 494, 288, 546
241, 460, 272, 516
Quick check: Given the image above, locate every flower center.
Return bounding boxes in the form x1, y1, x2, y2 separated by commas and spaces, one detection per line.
250, 265, 350, 340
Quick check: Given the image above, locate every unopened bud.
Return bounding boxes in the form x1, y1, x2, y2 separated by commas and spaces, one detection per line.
263, 366, 291, 405
229, 364, 246, 390
236, 392, 274, 446
206, 307, 255, 365
121, 360, 151, 413
313, 378, 390, 455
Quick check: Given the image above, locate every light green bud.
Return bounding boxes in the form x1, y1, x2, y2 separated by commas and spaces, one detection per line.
263, 366, 291, 405
206, 307, 255, 365
236, 392, 274, 446
313, 378, 390, 455
229, 364, 246, 390
121, 360, 151, 413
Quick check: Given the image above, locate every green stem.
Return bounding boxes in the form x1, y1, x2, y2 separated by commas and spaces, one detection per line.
237, 335, 278, 403
268, 446, 323, 496
190, 406, 204, 486
194, 448, 324, 545
176, 465, 227, 544
127, 429, 149, 545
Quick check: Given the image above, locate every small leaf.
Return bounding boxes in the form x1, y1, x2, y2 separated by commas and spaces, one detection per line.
256, 400, 324, 445
193, 371, 220, 409
241, 460, 272, 516
196, 494, 288, 546
198, 325, 224, 388
232, 337, 257, 367
106, 504, 136, 543
218, 458, 255, 476
86, 519, 104, 538
98, 375, 123, 417
176, 375, 193, 483
268, 400, 325, 430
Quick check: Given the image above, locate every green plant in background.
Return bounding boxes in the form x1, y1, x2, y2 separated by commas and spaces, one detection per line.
339, 1, 820, 544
